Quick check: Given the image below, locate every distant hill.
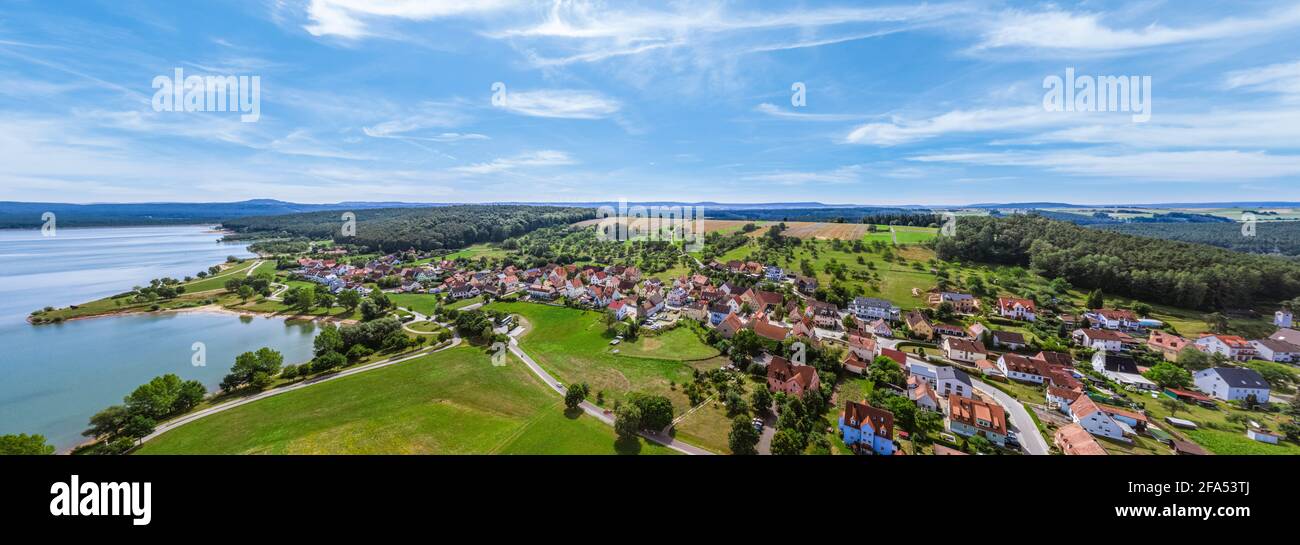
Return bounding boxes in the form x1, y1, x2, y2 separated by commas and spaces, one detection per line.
0, 200, 448, 228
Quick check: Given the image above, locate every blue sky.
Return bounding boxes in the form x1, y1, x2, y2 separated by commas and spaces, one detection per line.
2, 1, 1300, 205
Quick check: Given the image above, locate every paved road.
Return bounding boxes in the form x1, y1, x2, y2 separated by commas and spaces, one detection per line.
137, 336, 461, 445
877, 338, 1049, 455
504, 333, 714, 455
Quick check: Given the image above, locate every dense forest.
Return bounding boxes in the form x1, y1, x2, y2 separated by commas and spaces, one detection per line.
934, 215, 1300, 310
222, 205, 595, 252
0, 199, 432, 228
1094, 221, 1300, 257
705, 207, 939, 226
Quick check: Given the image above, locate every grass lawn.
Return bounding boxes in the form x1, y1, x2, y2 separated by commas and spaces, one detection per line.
389, 293, 441, 315
180, 259, 261, 292
484, 302, 724, 416
136, 346, 675, 454
617, 326, 720, 361
670, 399, 736, 454
406, 320, 445, 333
442, 244, 509, 262
447, 295, 484, 309
1133, 395, 1300, 455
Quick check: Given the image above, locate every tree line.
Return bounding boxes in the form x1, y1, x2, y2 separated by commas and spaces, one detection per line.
934, 214, 1300, 310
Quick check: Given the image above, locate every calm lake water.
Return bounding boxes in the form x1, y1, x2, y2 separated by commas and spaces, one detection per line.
0, 226, 318, 451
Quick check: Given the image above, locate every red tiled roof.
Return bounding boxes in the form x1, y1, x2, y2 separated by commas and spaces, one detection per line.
842, 401, 895, 440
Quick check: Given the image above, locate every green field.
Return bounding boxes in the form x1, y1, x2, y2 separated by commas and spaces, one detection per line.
389, 293, 441, 315
179, 259, 263, 292
442, 244, 510, 262
1133, 396, 1300, 455
136, 346, 674, 454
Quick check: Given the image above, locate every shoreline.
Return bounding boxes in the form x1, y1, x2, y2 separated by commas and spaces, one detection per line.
27, 302, 359, 326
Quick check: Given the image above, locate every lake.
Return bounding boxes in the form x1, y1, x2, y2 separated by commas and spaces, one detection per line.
0, 226, 319, 451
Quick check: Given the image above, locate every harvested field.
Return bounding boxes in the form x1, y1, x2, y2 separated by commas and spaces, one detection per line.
572, 218, 869, 240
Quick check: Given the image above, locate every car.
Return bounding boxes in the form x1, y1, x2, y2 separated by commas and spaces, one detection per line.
609, 339, 621, 345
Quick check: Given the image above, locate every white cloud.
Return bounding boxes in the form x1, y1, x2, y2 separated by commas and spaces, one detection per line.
912, 150, 1300, 181
977, 6, 1300, 52
497, 89, 621, 119
1225, 60, 1300, 95
845, 106, 1073, 146
303, 0, 521, 39
743, 165, 866, 185
755, 103, 866, 122
451, 150, 575, 175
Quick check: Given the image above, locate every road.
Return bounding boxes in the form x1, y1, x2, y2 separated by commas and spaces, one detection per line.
877, 337, 1049, 455
137, 335, 461, 445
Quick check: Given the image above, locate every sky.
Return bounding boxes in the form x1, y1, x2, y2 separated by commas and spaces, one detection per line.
2, 0, 1300, 205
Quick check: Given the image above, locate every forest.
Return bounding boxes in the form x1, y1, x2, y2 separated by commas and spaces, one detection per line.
933, 214, 1300, 310
1094, 221, 1300, 257
221, 205, 595, 252
704, 207, 939, 226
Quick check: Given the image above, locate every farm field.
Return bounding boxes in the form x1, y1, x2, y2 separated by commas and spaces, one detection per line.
136, 346, 674, 454
573, 218, 901, 241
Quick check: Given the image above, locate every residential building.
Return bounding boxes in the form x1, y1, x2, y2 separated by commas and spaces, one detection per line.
990, 330, 1027, 350
933, 366, 972, 398
1276, 310, 1294, 329
1047, 386, 1083, 414
716, 313, 745, 339
767, 356, 821, 398
1147, 330, 1190, 361
1054, 423, 1107, 455
907, 376, 940, 412
864, 319, 893, 338
904, 311, 934, 340
928, 291, 979, 314
879, 347, 908, 368
842, 351, 870, 375
943, 337, 987, 364
847, 334, 878, 361
1091, 352, 1156, 390
1271, 328, 1300, 345
838, 401, 896, 456
848, 296, 901, 322
1069, 396, 1125, 441
947, 395, 1008, 446
1073, 328, 1127, 352
1195, 335, 1257, 362
750, 318, 791, 342
1194, 367, 1270, 403
1084, 308, 1141, 330
998, 353, 1046, 384
1252, 338, 1300, 363
997, 297, 1037, 322
806, 300, 840, 329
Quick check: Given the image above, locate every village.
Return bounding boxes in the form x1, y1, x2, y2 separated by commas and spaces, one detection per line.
290, 243, 1300, 456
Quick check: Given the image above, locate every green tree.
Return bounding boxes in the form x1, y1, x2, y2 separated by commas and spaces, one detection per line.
564, 383, 590, 411
314, 323, 344, 357
312, 351, 346, 372
614, 404, 642, 439
124, 374, 205, 420
630, 393, 674, 432
237, 284, 254, 301
0, 433, 55, 455
337, 289, 361, 311
83, 405, 129, 440
770, 429, 804, 455
221, 347, 284, 391
1144, 361, 1193, 388
750, 388, 773, 416
1177, 346, 1213, 371
1085, 289, 1105, 310
728, 416, 759, 455
1203, 312, 1229, 334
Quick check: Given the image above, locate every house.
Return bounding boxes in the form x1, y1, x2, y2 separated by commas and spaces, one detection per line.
879, 347, 908, 368
847, 334, 878, 361
1054, 423, 1107, 455
967, 323, 990, 340
848, 296, 901, 322
842, 351, 871, 375
907, 376, 940, 412
974, 358, 1003, 377
716, 313, 745, 339
1084, 308, 1141, 330
1147, 331, 1190, 361
1247, 429, 1280, 444
998, 353, 1047, 384
767, 356, 821, 397
932, 445, 968, 455
764, 265, 784, 282
1073, 328, 1127, 352
806, 301, 841, 329
1047, 386, 1083, 414
1276, 310, 1294, 328
709, 299, 739, 325
990, 330, 1027, 350
933, 366, 972, 398
947, 395, 1008, 446
794, 275, 818, 295
904, 311, 934, 340
932, 323, 968, 339
750, 318, 792, 342
1195, 335, 1257, 362
997, 297, 1037, 322
607, 300, 637, 321
1068, 396, 1126, 441
1193, 367, 1270, 403
864, 319, 893, 338
1034, 351, 1074, 368
1092, 352, 1156, 390
838, 401, 897, 456
1252, 338, 1300, 363
791, 316, 819, 342
1271, 327, 1300, 345
942, 337, 987, 364
741, 288, 783, 314
928, 291, 980, 314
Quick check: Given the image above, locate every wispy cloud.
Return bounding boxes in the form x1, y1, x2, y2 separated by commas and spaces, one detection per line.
450, 150, 576, 175
912, 150, 1300, 181
755, 103, 866, 122
497, 89, 621, 119
303, 0, 522, 39
845, 106, 1075, 146
976, 5, 1300, 52
1225, 60, 1300, 96
743, 165, 866, 185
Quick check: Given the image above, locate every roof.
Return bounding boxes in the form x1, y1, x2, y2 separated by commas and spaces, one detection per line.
879, 348, 907, 367
1148, 331, 1189, 351
842, 351, 870, 370
1271, 328, 1300, 344
1200, 367, 1269, 389
1170, 439, 1209, 455
1069, 395, 1104, 419
1097, 353, 1140, 374
1078, 328, 1127, 342
842, 401, 895, 440
750, 319, 791, 341
998, 296, 1037, 312
992, 330, 1027, 345
1034, 351, 1074, 367
1199, 334, 1253, 349
1091, 308, 1137, 321
945, 337, 987, 354
934, 365, 972, 387
1252, 338, 1300, 353
768, 357, 818, 390
1164, 388, 1211, 402
851, 296, 895, 309
948, 395, 1007, 436
1001, 353, 1046, 376
1048, 386, 1083, 403
1055, 423, 1107, 455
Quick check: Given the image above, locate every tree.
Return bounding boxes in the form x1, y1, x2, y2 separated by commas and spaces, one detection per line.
122, 415, 156, 440
967, 434, 994, 454
914, 410, 943, 445
750, 388, 773, 416
728, 416, 759, 455
1203, 312, 1229, 334
237, 284, 255, 301
614, 405, 642, 439
1133, 302, 1153, 317
770, 429, 804, 455
630, 394, 674, 432
1177, 346, 1213, 371
224, 277, 243, 293
1085, 289, 1105, 310
84, 405, 129, 440
222, 347, 284, 391
1159, 396, 1184, 417
316, 292, 335, 311
314, 324, 344, 357
868, 356, 905, 388
1144, 361, 1193, 388
293, 285, 316, 313
312, 351, 346, 372
0, 433, 55, 455
359, 299, 384, 321
564, 383, 590, 410
337, 289, 361, 311
124, 374, 206, 420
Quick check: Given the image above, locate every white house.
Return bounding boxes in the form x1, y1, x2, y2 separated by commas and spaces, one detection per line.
1194, 335, 1257, 362
848, 297, 900, 322
997, 297, 1037, 322
1252, 338, 1300, 363
1069, 396, 1126, 441
942, 337, 987, 364
1084, 308, 1141, 330
1194, 368, 1270, 403
1092, 352, 1156, 390
933, 366, 973, 399
998, 353, 1046, 384
1074, 328, 1125, 352
1276, 310, 1294, 329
